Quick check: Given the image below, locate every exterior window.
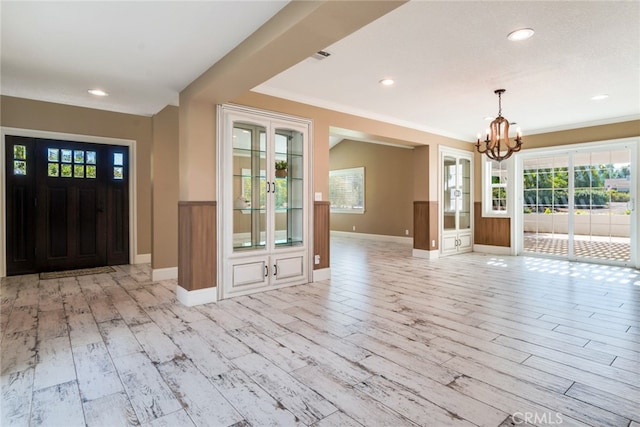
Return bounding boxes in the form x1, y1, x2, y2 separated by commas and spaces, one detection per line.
483, 159, 510, 216
47, 148, 96, 178
113, 152, 124, 179
13, 145, 27, 175
330, 167, 365, 214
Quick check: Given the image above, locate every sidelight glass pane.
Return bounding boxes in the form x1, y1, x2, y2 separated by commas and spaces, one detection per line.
113, 153, 123, 166
74, 150, 85, 163
61, 149, 72, 163
114, 166, 124, 179
74, 165, 84, 178
48, 163, 59, 177
61, 164, 72, 177
48, 148, 59, 162
14, 160, 27, 175
86, 165, 96, 178
86, 151, 96, 164
14, 145, 26, 160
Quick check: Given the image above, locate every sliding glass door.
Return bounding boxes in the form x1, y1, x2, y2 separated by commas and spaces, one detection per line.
520, 142, 636, 266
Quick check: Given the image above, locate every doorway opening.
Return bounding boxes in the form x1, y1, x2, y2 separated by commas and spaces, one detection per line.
2, 128, 137, 276
518, 140, 637, 267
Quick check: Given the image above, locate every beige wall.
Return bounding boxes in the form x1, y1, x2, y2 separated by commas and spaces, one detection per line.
233, 91, 468, 203
151, 106, 179, 269
330, 140, 414, 237
1, 95, 153, 256
473, 120, 640, 201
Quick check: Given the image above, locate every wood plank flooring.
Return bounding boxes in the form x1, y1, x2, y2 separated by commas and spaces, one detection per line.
2, 235, 640, 426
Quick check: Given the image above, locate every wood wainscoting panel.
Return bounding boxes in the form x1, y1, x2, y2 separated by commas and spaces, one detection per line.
314, 202, 330, 270
414, 201, 438, 251
178, 201, 216, 291
474, 202, 510, 247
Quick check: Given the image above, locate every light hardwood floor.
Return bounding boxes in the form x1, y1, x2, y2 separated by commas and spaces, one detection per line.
2, 235, 639, 426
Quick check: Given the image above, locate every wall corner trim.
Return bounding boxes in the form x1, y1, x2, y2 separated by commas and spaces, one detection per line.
312, 268, 331, 282
412, 248, 439, 260
152, 267, 178, 281
176, 285, 217, 307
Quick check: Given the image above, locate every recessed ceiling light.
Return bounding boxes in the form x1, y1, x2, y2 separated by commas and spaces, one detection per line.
507, 28, 535, 41
88, 89, 108, 97
484, 116, 493, 121
591, 94, 609, 101
379, 78, 395, 86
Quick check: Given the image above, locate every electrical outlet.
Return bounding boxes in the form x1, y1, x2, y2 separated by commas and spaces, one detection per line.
314, 255, 320, 265
352, 225, 356, 231
405, 229, 409, 236
432, 239, 436, 247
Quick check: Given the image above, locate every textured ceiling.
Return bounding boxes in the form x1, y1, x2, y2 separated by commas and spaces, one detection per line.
1, 1, 638, 142
255, 1, 640, 141
0, 1, 288, 116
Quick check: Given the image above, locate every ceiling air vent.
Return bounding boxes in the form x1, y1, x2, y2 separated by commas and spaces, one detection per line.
312, 50, 331, 60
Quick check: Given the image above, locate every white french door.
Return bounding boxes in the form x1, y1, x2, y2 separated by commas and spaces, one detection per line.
518, 139, 638, 267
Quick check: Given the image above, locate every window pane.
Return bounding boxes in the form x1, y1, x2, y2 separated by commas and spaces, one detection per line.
48, 148, 59, 162
329, 167, 365, 213
14, 145, 26, 160
61, 149, 72, 163
61, 164, 72, 177
86, 151, 96, 164
113, 153, 123, 166
74, 165, 84, 178
74, 150, 85, 163
14, 160, 27, 175
48, 163, 59, 177
114, 166, 124, 179
86, 165, 96, 178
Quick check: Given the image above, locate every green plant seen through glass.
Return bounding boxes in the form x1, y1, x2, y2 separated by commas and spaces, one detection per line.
241, 177, 287, 208
523, 163, 630, 212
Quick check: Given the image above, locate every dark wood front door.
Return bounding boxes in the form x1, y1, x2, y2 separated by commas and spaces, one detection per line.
5, 135, 129, 275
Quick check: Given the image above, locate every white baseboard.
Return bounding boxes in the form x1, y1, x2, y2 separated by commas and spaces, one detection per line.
134, 253, 151, 264
152, 267, 178, 281
313, 268, 331, 281
412, 248, 439, 260
473, 244, 512, 256
176, 285, 217, 307
331, 230, 412, 244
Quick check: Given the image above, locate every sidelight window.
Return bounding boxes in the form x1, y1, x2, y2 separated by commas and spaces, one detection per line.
13, 145, 27, 175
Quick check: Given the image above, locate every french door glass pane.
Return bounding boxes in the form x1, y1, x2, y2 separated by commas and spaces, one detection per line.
443, 156, 456, 230
523, 149, 632, 263
573, 149, 631, 262
275, 128, 304, 247
523, 155, 569, 256
460, 158, 471, 229
232, 122, 267, 250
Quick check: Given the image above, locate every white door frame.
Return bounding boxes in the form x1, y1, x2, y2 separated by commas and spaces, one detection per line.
514, 137, 639, 268
1, 127, 139, 277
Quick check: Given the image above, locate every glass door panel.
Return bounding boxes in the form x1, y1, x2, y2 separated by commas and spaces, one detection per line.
443, 156, 456, 230
459, 158, 471, 229
522, 148, 633, 264
573, 149, 631, 262
274, 128, 304, 248
232, 122, 267, 251
522, 155, 570, 257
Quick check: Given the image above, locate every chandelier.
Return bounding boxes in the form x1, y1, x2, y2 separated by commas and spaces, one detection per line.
475, 89, 523, 161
